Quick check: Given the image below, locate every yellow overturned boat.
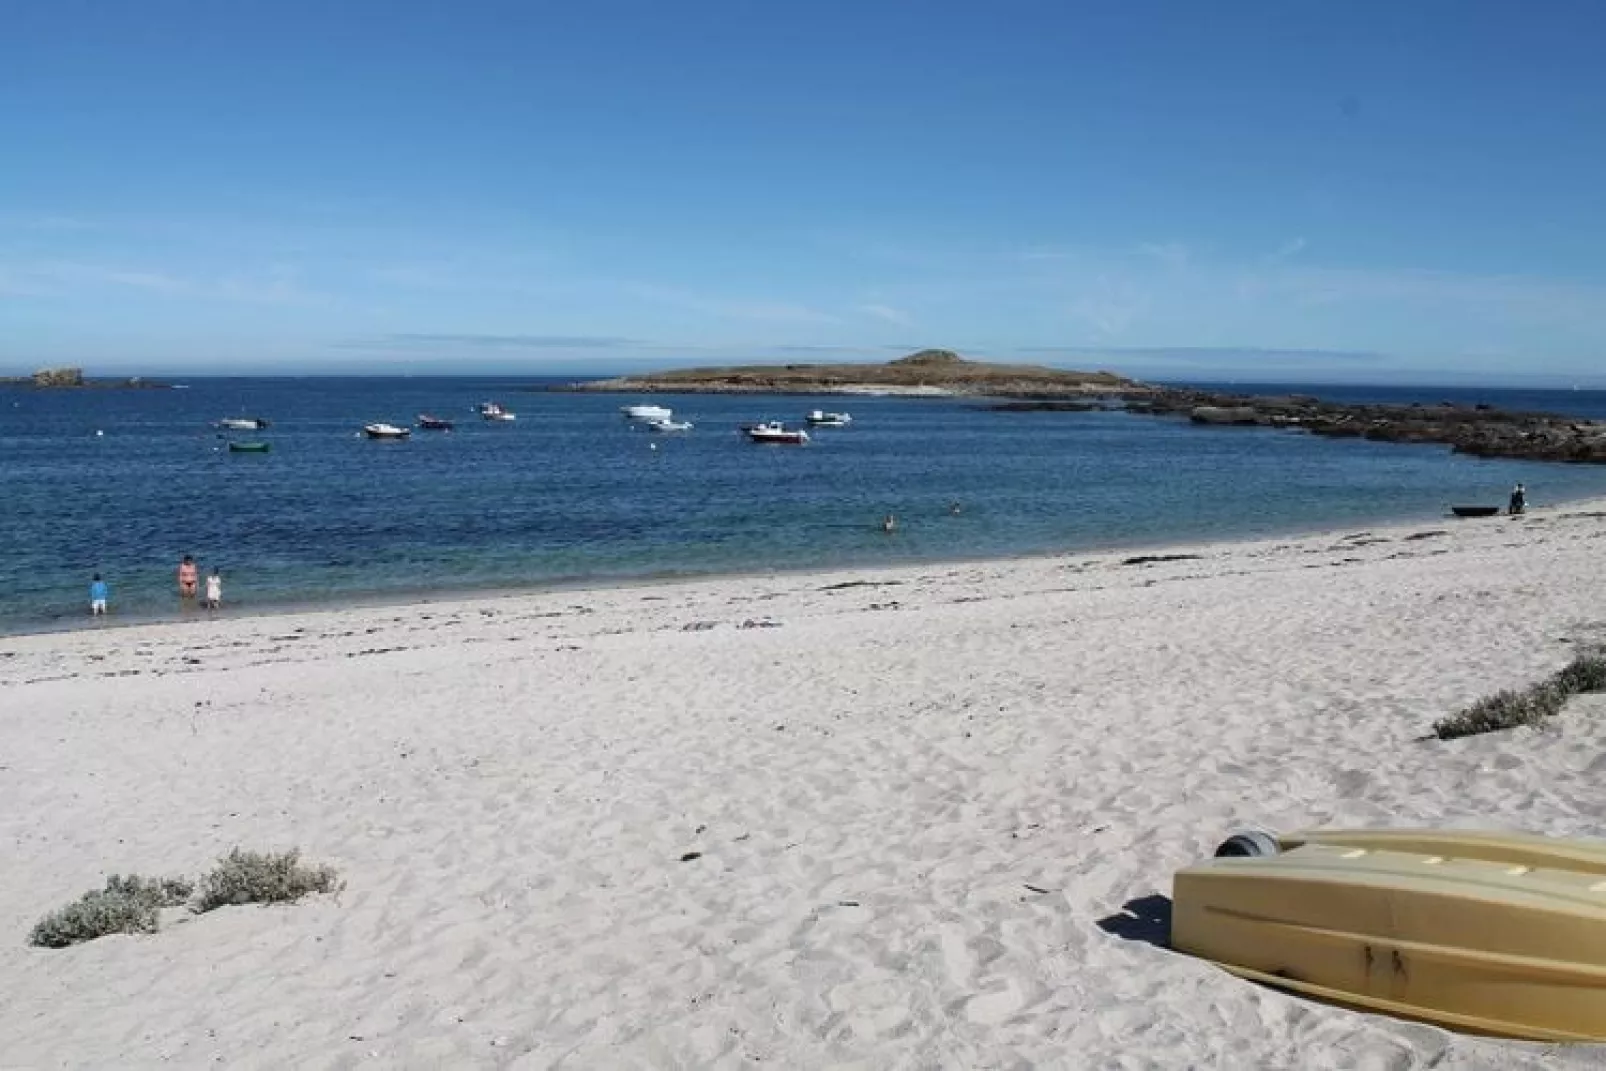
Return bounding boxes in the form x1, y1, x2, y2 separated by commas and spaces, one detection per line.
1171, 828, 1606, 1041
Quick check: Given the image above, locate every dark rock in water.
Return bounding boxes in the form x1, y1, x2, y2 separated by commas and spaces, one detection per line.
1117, 387, 1606, 466
983, 400, 1106, 412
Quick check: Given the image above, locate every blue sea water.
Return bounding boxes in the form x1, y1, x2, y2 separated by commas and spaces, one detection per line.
3, 376, 1606, 634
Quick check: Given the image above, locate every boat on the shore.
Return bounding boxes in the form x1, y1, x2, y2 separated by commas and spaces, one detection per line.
1171, 827, 1606, 1041
622, 404, 674, 421
1450, 505, 1501, 518
475, 402, 516, 422
645, 418, 693, 432
226, 441, 271, 453
745, 421, 810, 445
416, 414, 454, 431
804, 409, 852, 427
362, 423, 411, 439
214, 417, 270, 430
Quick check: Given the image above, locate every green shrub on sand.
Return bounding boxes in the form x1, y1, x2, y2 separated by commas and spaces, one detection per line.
30, 848, 341, 948
192, 848, 341, 913
29, 873, 195, 948
1435, 651, 1606, 740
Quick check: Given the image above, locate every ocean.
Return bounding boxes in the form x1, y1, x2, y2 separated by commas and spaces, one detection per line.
4, 377, 1605, 634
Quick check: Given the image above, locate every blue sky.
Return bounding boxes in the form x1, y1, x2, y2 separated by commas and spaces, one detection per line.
2, 1, 1604, 383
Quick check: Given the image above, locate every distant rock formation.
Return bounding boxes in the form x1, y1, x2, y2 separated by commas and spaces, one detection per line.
554, 349, 1141, 396
1, 366, 168, 389
32, 366, 84, 388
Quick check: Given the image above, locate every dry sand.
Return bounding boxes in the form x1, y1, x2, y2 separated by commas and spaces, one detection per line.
4, 502, 1606, 1069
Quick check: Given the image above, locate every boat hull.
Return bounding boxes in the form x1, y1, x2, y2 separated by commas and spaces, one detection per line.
227, 442, 271, 453
1171, 829, 1606, 1040
1451, 505, 1501, 518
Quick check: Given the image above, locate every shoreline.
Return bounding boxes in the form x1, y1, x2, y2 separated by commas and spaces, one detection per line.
1, 488, 1579, 643
6, 491, 1606, 1065
5, 492, 1595, 651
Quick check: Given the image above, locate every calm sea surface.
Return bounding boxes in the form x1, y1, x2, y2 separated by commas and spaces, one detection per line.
4, 377, 1606, 634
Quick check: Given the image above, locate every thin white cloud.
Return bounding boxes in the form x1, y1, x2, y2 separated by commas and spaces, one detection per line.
1068, 274, 1149, 336
1136, 242, 1190, 270
625, 283, 839, 324
858, 303, 914, 327
1267, 237, 1307, 262
0, 260, 324, 305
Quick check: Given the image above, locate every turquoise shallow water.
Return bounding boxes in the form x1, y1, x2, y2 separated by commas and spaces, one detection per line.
3, 377, 1605, 633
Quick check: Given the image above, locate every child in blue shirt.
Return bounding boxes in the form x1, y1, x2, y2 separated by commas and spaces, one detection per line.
90, 574, 109, 616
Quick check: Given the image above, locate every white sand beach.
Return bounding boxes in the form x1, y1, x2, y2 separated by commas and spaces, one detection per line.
5, 503, 1606, 1069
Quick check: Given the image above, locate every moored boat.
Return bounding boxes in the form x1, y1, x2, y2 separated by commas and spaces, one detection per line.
1171, 827, 1606, 1040
804, 409, 852, 427
476, 401, 516, 422
362, 422, 411, 439
744, 421, 810, 445
1450, 505, 1501, 518
416, 414, 455, 431
645, 418, 693, 432
214, 416, 270, 430
622, 404, 674, 421
227, 441, 271, 453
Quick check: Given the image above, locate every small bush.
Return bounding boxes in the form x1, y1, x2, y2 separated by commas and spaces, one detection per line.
29, 872, 193, 948
1555, 652, 1606, 694
193, 848, 340, 913
106, 873, 194, 909
1434, 651, 1606, 740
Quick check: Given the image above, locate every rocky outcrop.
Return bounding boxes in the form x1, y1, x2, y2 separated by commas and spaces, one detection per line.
32, 366, 84, 388
1125, 389, 1606, 465
1, 367, 169, 389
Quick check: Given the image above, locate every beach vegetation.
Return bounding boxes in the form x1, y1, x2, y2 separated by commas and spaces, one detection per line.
192, 848, 341, 913
28, 873, 195, 948
1434, 651, 1606, 740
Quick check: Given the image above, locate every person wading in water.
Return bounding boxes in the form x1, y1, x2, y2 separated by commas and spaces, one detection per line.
177, 554, 199, 600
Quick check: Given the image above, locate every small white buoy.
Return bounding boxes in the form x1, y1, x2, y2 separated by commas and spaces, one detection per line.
95, 429, 104, 437
649, 442, 658, 451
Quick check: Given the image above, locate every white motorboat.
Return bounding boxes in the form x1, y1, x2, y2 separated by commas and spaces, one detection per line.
622, 404, 674, 421
362, 422, 411, 439
804, 410, 852, 427
745, 421, 810, 445
214, 416, 271, 430
645, 418, 694, 432
476, 401, 517, 421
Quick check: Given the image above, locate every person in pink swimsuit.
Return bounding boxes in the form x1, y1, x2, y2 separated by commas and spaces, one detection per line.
177, 555, 199, 600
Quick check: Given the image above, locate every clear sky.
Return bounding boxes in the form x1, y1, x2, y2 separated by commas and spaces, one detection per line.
2, 1, 1603, 383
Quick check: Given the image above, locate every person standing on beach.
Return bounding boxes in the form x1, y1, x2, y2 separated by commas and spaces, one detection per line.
1509, 483, 1527, 515
89, 573, 108, 616
177, 554, 199, 600
204, 569, 223, 611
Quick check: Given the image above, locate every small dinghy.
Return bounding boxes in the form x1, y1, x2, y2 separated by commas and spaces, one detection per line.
1172, 827, 1606, 1040
362, 423, 411, 439
227, 441, 271, 453
1450, 505, 1501, 518
416, 414, 454, 431
804, 409, 852, 427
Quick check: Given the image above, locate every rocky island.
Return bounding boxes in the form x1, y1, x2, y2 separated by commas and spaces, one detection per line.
0, 366, 170, 389
556, 349, 1140, 396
